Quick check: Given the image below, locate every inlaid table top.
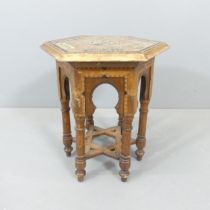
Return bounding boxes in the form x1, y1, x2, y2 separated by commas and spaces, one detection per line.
41, 35, 169, 62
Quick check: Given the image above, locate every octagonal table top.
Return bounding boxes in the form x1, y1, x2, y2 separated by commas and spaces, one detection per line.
41, 35, 169, 62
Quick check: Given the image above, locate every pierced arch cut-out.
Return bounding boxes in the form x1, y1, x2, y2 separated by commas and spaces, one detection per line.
92, 83, 119, 108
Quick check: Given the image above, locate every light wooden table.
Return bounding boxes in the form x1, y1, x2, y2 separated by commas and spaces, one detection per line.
41, 36, 169, 182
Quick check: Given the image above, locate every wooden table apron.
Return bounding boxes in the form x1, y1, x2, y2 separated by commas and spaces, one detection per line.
56, 59, 154, 181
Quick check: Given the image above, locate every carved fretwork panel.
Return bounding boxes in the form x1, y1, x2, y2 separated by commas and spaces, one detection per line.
65, 62, 149, 117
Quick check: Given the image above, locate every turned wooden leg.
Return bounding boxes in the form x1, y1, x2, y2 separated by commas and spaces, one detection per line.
136, 66, 153, 161
86, 115, 94, 129
135, 100, 149, 160
75, 116, 86, 182
60, 100, 73, 157
119, 116, 133, 182
57, 65, 73, 157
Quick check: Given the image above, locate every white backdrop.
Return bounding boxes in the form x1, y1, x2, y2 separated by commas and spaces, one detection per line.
0, 0, 209, 108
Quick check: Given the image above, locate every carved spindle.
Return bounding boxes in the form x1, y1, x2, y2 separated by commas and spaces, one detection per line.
75, 116, 86, 182
119, 116, 133, 182
136, 66, 153, 161
61, 100, 73, 157
135, 100, 149, 160
58, 71, 73, 157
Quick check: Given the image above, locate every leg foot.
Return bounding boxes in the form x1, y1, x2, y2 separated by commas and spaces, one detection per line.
136, 136, 146, 161
135, 149, 145, 161
64, 145, 73, 157
75, 157, 86, 182
119, 156, 130, 182
77, 174, 85, 182
119, 170, 129, 182
63, 133, 73, 157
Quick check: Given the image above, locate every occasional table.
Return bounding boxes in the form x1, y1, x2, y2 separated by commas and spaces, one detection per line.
41, 36, 169, 182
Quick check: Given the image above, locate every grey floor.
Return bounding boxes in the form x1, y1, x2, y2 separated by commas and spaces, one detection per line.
0, 108, 210, 210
